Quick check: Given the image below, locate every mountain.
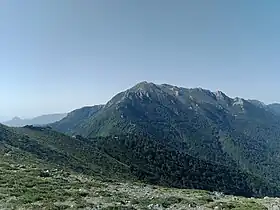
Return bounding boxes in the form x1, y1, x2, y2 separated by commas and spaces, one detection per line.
4, 81, 280, 198
3, 113, 67, 127
51, 81, 280, 193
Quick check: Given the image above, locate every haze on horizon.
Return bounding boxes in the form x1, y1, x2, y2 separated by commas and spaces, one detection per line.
1, 0, 280, 119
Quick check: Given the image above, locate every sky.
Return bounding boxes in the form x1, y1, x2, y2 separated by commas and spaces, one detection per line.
1, 0, 280, 119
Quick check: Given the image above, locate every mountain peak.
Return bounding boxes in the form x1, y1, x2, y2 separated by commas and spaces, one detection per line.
12, 116, 21, 121
214, 90, 228, 99
133, 81, 156, 90
137, 81, 149, 85
130, 81, 161, 96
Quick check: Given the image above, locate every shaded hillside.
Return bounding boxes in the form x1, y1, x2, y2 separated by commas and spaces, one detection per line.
0, 124, 130, 177
92, 134, 280, 197
1, 123, 279, 197
52, 105, 103, 135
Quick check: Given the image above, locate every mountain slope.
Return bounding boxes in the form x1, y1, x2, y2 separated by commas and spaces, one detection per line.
3, 113, 67, 127
51, 105, 103, 135
1, 123, 279, 197
92, 134, 280, 197
1, 123, 275, 208
0, 159, 276, 210
267, 103, 280, 115
0, 124, 131, 177
51, 81, 280, 190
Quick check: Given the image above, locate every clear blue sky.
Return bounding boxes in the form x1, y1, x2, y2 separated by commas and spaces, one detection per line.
1, 0, 280, 119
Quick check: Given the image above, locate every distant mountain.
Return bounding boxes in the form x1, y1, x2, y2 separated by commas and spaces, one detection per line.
3, 113, 67, 127
50, 81, 280, 196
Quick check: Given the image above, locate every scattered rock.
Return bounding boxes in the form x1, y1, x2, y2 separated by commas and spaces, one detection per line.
39, 169, 51, 177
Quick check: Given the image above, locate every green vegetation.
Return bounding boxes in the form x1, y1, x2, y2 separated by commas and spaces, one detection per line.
0, 157, 273, 209
92, 135, 280, 197
206, 199, 267, 210
4, 82, 280, 208
50, 82, 280, 196
52, 105, 103, 135
2, 123, 276, 197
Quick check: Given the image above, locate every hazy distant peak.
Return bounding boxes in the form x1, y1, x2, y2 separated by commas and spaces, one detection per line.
12, 116, 22, 121
3, 113, 67, 127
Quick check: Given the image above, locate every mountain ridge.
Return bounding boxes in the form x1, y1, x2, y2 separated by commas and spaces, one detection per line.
3, 113, 67, 127
52, 82, 280, 138
51, 105, 104, 134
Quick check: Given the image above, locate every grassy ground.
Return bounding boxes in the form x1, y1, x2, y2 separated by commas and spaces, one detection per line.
0, 157, 278, 210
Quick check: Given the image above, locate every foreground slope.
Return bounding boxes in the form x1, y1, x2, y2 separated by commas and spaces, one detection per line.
52, 82, 280, 190
1, 158, 277, 210
1, 123, 278, 197
0, 128, 279, 209
0, 124, 130, 177
0, 126, 279, 209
